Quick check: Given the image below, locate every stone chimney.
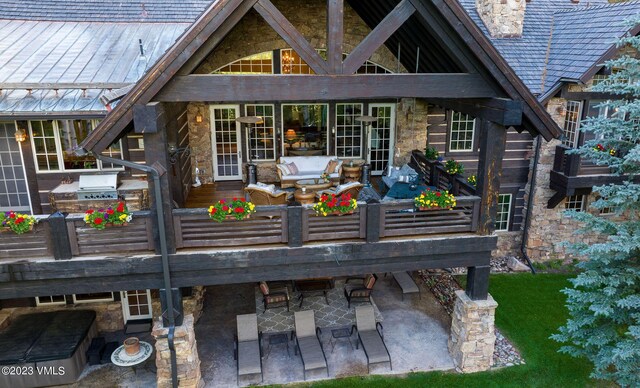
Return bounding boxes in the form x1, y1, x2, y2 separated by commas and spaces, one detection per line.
476, 0, 526, 38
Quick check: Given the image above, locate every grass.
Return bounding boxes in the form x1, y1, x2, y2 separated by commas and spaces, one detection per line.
295, 273, 609, 388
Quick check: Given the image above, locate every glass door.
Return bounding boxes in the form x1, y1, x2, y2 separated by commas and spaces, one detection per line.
210, 105, 243, 180
0, 121, 31, 213
367, 103, 396, 175
121, 289, 153, 322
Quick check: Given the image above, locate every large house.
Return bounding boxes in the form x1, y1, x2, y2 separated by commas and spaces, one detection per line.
0, 0, 638, 386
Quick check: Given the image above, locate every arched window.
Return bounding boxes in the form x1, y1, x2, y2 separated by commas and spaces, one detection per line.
213, 51, 274, 74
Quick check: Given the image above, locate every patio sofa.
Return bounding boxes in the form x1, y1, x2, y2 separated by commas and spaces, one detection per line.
277, 156, 342, 188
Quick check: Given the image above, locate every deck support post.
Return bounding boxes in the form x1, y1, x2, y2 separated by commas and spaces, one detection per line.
48, 211, 72, 260
366, 199, 381, 243
475, 120, 507, 235
287, 202, 303, 247
465, 265, 490, 300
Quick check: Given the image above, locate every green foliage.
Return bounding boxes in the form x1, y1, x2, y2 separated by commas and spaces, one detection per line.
424, 145, 440, 160
552, 17, 640, 387
444, 159, 464, 175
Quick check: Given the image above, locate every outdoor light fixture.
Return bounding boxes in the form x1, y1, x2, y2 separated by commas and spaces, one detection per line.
14, 128, 27, 142
168, 143, 191, 165
195, 113, 203, 123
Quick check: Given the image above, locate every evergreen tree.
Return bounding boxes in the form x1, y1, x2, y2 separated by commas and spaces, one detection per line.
551, 18, 640, 387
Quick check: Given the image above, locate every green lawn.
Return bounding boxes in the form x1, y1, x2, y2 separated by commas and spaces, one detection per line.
296, 273, 609, 388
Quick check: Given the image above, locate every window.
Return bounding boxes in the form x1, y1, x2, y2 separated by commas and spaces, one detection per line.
213, 52, 273, 74
35, 295, 66, 306
335, 103, 363, 158
72, 292, 115, 304
495, 194, 512, 232
449, 112, 476, 151
29, 119, 123, 172
281, 104, 328, 156
281, 48, 315, 74
562, 101, 582, 148
245, 104, 276, 161
565, 194, 586, 211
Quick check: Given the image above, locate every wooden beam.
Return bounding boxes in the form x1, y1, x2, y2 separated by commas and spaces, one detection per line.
430, 98, 522, 126
327, 0, 344, 73
254, 0, 330, 74
156, 73, 498, 101
466, 265, 490, 300
343, 0, 415, 74
475, 120, 507, 235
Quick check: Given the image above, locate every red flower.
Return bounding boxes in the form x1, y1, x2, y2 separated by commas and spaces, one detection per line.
340, 201, 348, 207
222, 205, 229, 211
15, 217, 24, 224
240, 198, 246, 202
106, 209, 114, 215
320, 194, 328, 202
9, 213, 15, 219
328, 202, 335, 208
94, 218, 103, 225
235, 207, 244, 213
117, 202, 125, 212
220, 199, 225, 204
233, 197, 237, 201
86, 209, 94, 215
210, 208, 217, 214
436, 192, 441, 197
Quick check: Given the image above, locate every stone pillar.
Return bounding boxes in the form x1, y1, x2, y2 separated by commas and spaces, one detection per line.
152, 314, 203, 388
448, 290, 498, 373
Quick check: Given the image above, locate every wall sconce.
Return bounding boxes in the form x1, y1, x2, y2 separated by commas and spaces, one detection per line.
168, 143, 191, 165
556, 105, 567, 116
14, 128, 27, 143
195, 113, 203, 123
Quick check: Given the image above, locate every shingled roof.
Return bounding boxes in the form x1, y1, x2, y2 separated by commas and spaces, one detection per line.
459, 0, 640, 97
0, 0, 211, 23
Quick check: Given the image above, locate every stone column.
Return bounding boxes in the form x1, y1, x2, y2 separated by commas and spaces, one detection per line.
152, 314, 203, 388
448, 290, 498, 372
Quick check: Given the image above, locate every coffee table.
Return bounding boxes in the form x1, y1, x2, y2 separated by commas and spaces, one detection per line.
294, 178, 332, 191
294, 277, 334, 307
294, 189, 315, 205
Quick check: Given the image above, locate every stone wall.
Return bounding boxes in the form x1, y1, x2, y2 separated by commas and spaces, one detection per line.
393, 98, 429, 166
493, 231, 522, 258
475, 0, 526, 38
448, 290, 498, 372
152, 314, 203, 388
152, 286, 206, 325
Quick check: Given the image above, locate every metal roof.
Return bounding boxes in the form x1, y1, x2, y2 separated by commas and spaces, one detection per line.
0, 0, 211, 23
0, 20, 189, 116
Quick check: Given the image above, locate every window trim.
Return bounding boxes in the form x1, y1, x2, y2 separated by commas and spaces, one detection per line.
244, 104, 277, 162
72, 292, 115, 304
28, 119, 123, 173
335, 102, 364, 159
446, 110, 477, 154
562, 100, 582, 148
565, 194, 587, 212
35, 295, 67, 306
495, 193, 513, 232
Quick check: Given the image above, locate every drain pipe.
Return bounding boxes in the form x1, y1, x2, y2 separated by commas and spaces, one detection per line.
520, 138, 539, 274
92, 153, 179, 387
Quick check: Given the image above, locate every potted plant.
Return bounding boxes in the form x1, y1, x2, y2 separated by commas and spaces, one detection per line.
467, 174, 477, 187
444, 159, 464, 175
424, 146, 441, 161
414, 189, 456, 210
208, 198, 256, 223
313, 193, 358, 216
84, 202, 133, 230
1, 211, 37, 234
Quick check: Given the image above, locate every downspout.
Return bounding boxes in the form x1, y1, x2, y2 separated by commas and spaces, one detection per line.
520, 138, 538, 274
92, 153, 179, 388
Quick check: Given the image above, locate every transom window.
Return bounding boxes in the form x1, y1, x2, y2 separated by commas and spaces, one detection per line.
565, 194, 586, 211
495, 194, 512, 232
213, 52, 273, 74
562, 101, 582, 148
245, 104, 276, 161
28, 119, 123, 173
449, 112, 476, 151
72, 292, 115, 304
335, 103, 363, 158
281, 104, 328, 156
35, 295, 66, 306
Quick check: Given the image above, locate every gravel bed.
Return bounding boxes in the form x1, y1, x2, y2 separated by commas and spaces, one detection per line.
418, 270, 525, 369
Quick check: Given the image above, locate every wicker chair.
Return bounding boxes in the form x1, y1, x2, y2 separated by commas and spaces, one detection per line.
316, 183, 363, 199
244, 187, 291, 205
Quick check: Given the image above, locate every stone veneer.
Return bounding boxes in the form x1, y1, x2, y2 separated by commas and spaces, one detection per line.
448, 290, 498, 372
493, 231, 523, 258
152, 314, 203, 388
152, 286, 206, 324
393, 98, 429, 166
476, 0, 526, 38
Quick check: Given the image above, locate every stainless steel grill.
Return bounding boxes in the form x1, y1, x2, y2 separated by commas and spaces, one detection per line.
77, 174, 119, 201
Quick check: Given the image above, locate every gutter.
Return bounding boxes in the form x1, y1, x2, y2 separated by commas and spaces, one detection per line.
520, 138, 539, 275
89, 152, 179, 388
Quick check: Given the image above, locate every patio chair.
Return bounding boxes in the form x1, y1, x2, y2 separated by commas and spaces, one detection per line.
344, 273, 377, 308
259, 281, 290, 313
234, 313, 263, 383
316, 182, 364, 199
293, 310, 328, 380
244, 185, 291, 205
353, 305, 392, 373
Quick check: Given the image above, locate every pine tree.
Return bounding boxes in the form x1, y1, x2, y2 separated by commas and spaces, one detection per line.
551, 18, 640, 387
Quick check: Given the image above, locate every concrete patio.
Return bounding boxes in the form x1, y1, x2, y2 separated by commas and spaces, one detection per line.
196, 273, 454, 386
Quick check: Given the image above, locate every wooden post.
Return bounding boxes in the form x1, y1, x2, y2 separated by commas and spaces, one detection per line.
287, 202, 303, 247
564, 152, 581, 177
475, 120, 507, 235
466, 265, 490, 300
136, 102, 177, 254
366, 199, 381, 243
430, 163, 439, 187
48, 211, 72, 260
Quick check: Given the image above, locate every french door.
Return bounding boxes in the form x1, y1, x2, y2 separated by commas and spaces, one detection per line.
367, 103, 396, 175
121, 290, 153, 322
0, 121, 31, 213
210, 105, 243, 180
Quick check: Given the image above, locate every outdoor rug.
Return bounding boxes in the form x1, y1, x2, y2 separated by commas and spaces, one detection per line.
255, 280, 383, 333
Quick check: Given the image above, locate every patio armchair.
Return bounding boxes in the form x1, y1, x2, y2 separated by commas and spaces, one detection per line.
259, 281, 290, 313
353, 305, 392, 373
234, 313, 263, 383
316, 182, 364, 199
344, 273, 377, 308
293, 310, 328, 380
244, 184, 291, 205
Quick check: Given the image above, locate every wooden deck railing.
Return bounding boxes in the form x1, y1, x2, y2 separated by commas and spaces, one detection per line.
409, 150, 476, 196
0, 197, 481, 261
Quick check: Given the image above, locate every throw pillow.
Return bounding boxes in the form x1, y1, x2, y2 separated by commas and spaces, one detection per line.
288, 162, 299, 175
276, 163, 292, 176
325, 159, 339, 174
259, 281, 269, 295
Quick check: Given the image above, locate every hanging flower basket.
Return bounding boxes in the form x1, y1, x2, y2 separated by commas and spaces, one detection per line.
313, 193, 357, 216
414, 189, 456, 210
208, 198, 256, 223
84, 202, 132, 230
0, 211, 37, 234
